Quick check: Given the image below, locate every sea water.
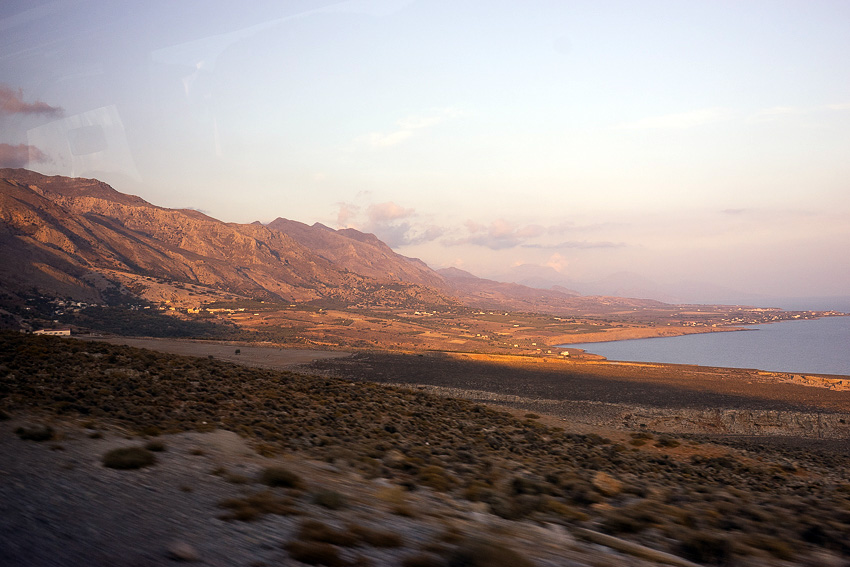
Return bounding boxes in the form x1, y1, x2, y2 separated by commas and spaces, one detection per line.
560, 315, 850, 376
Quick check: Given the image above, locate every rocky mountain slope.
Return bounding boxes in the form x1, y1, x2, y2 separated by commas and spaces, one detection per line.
266, 217, 445, 289
0, 169, 451, 307
2, 169, 689, 318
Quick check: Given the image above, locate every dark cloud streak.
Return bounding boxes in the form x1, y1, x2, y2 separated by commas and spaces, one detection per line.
0, 85, 63, 117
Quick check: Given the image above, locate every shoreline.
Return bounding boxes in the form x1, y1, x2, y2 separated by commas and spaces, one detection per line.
550, 324, 746, 347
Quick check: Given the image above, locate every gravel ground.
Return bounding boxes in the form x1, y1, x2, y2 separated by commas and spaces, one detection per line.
1, 417, 713, 567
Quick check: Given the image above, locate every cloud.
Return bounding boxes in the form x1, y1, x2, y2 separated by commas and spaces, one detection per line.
524, 240, 624, 250
334, 200, 444, 247
545, 253, 568, 272
336, 202, 360, 227
747, 102, 850, 123
358, 107, 461, 148
0, 143, 49, 167
367, 201, 414, 223
827, 102, 850, 111
447, 219, 547, 250
620, 107, 730, 130
747, 106, 805, 123
0, 86, 63, 117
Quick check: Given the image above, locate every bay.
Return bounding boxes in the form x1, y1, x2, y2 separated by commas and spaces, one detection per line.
561, 315, 850, 376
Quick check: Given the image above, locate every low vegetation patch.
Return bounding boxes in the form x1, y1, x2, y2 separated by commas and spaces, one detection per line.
260, 466, 304, 489
15, 424, 55, 442
217, 490, 300, 521
102, 447, 156, 470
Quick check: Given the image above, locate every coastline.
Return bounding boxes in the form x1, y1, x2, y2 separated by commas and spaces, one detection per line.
550, 325, 746, 346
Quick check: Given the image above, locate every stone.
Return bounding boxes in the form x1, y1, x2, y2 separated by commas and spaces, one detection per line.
166, 540, 200, 562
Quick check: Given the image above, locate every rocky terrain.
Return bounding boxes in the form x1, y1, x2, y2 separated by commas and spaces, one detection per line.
3, 332, 850, 566
0, 169, 452, 308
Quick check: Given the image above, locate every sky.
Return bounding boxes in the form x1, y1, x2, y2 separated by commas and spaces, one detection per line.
1, 0, 849, 305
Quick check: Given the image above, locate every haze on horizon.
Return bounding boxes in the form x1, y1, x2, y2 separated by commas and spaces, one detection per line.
1, 1, 848, 306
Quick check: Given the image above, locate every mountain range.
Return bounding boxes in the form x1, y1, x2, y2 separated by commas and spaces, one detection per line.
0, 169, 664, 315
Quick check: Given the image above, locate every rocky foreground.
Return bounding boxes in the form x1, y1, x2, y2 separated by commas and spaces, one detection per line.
2, 332, 850, 566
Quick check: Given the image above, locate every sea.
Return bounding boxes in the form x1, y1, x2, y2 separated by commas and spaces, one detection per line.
561, 314, 850, 377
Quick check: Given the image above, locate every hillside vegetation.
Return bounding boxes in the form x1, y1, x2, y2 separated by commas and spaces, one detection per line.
3, 332, 850, 565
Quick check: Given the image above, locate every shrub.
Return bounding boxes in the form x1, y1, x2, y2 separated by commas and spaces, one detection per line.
103, 447, 156, 469
678, 530, 734, 565
313, 489, 347, 510
446, 538, 534, 567
140, 425, 161, 437
348, 524, 403, 548
144, 440, 166, 452
655, 436, 681, 448
419, 465, 454, 492
402, 553, 447, 567
297, 520, 358, 547
284, 540, 346, 567
218, 490, 299, 521
15, 424, 55, 442
260, 466, 304, 489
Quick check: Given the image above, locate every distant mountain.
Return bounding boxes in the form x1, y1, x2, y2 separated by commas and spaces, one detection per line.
492, 264, 774, 306
491, 264, 581, 296
0, 169, 451, 307
437, 268, 666, 316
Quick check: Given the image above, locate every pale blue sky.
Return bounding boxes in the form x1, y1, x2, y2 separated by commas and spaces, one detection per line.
2, 1, 848, 302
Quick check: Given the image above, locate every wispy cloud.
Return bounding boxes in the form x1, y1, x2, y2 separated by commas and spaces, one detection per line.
334, 200, 444, 247
0, 143, 50, 167
827, 102, 850, 111
747, 102, 850, 123
747, 105, 806, 123
367, 201, 414, 223
445, 219, 545, 250
619, 107, 730, 130
523, 240, 625, 250
357, 107, 461, 148
0, 85, 63, 117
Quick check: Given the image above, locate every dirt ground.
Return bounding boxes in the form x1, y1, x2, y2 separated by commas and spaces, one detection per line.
76, 336, 350, 369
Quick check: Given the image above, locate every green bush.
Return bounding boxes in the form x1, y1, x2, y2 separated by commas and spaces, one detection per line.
103, 447, 156, 469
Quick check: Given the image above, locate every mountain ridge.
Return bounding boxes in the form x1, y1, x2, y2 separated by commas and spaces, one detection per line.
1, 169, 680, 316
0, 169, 452, 308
